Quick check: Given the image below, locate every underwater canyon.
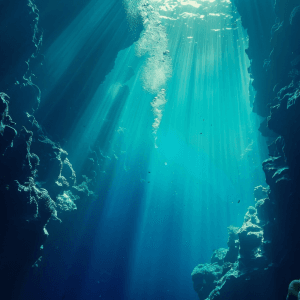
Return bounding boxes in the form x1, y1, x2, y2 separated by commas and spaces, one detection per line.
0, 0, 300, 299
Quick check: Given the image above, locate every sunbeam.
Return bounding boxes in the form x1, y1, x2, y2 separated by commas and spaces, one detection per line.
31, 0, 267, 299
5, 1, 274, 299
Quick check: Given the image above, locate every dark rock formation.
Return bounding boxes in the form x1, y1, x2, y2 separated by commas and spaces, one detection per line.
0, 0, 142, 297
0, 1, 118, 298
193, 0, 300, 299
234, 0, 276, 116
0, 93, 55, 298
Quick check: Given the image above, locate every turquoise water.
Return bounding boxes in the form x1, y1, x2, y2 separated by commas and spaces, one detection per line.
22, 0, 267, 299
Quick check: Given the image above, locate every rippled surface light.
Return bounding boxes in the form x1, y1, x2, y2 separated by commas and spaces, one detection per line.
23, 0, 268, 299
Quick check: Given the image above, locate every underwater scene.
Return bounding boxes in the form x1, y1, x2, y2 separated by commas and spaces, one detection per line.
1, 0, 300, 299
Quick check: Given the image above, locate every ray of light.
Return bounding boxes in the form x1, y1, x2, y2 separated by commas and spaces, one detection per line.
33, 0, 268, 299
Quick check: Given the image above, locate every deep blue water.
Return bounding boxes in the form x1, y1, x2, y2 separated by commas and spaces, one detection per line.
19, 0, 268, 299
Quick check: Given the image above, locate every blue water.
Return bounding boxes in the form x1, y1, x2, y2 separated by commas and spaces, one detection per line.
21, 1, 267, 299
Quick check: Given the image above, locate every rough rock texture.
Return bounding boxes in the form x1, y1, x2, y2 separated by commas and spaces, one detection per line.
0, 1, 98, 298
1, 0, 143, 298
192, 197, 273, 300
0, 93, 54, 298
192, 248, 233, 300
193, 0, 300, 298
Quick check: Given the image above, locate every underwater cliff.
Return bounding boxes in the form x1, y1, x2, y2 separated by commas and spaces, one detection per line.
192, 0, 300, 299
0, 0, 300, 299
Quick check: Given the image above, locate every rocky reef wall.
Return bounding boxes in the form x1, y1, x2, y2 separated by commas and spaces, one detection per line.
0, 1, 141, 298
0, 2, 93, 298
192, 0, 300, 299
